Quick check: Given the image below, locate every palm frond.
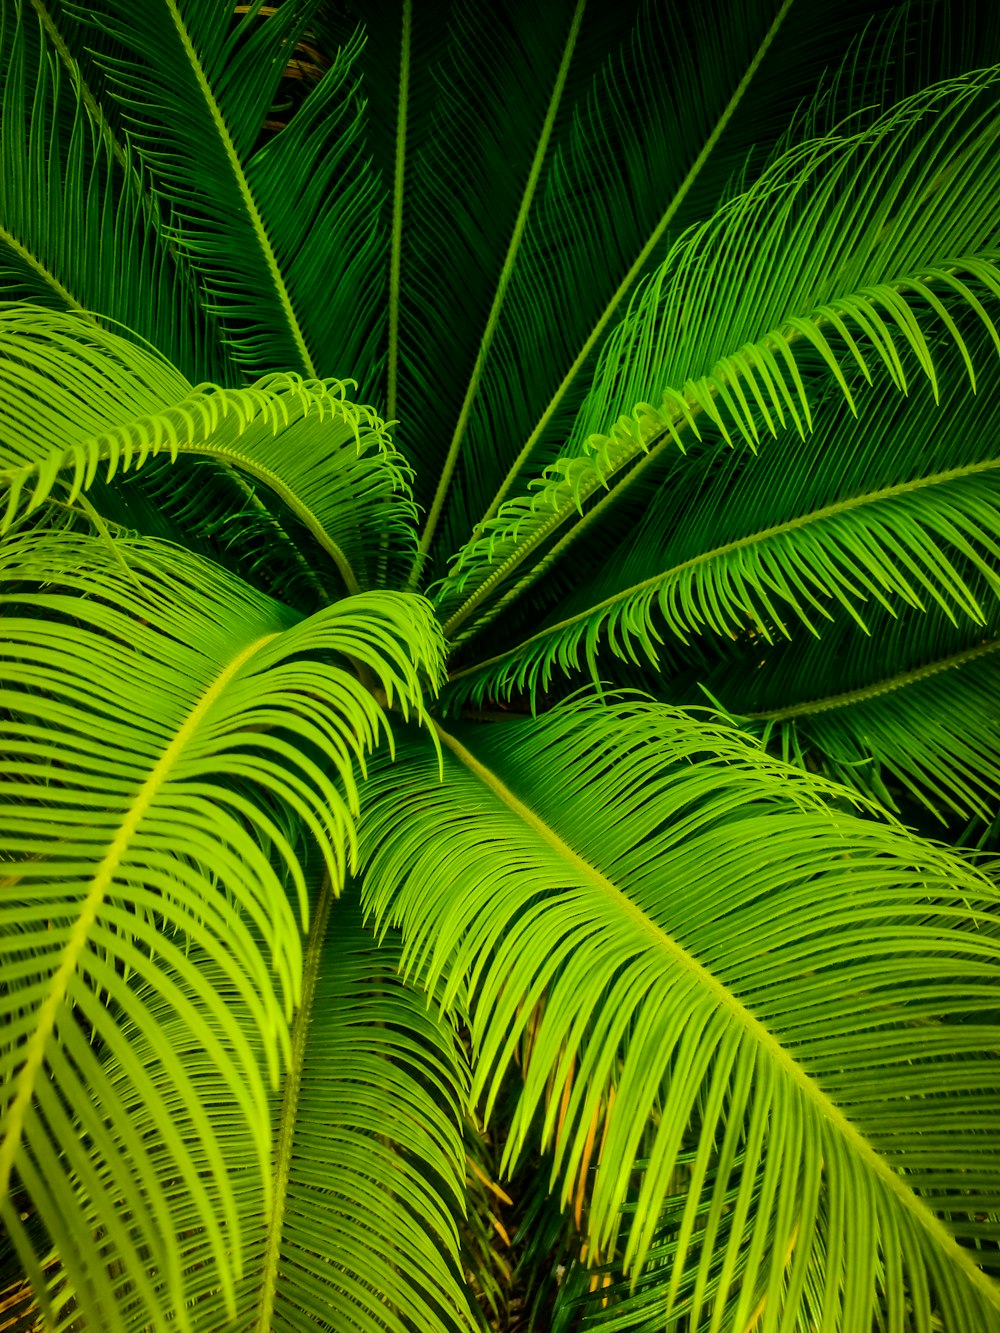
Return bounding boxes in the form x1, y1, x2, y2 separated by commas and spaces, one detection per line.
248, 894, 475, 1333
616, 586, 1000, 835
0, 528, 443, 1330
360, 698, 1000, 1331
443, 323, 1000, 710
2, 897, 474, 1333
70, 0, 384, 382
437, 65, 1000, 634
0, 306, 417, 591
745, 626, 1000, 824
407, 0, 588, 581
0, 1, 224, 381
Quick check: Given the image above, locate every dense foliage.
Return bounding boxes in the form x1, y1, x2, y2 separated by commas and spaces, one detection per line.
2, 0, 1000, 1328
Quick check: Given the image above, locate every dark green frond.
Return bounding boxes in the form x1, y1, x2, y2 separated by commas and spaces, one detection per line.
0, 1, 224, 381
753, 635, 1000, 823
71, 0, 384, 381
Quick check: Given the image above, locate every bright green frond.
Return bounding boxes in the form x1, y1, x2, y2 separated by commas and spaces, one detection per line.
360, 698, 1000, 1330
569, 66, 1000, 456
0, 306, 417, 591
247, 893, 475, 1333
54, 893, 475, 1333
10, 953, 281, 1333
0, 529, 443, 1329
436, 66, 1000, 631
71, 0, 384, 381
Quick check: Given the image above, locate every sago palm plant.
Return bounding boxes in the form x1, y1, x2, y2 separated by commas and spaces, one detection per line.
2, 0, 1000, 1328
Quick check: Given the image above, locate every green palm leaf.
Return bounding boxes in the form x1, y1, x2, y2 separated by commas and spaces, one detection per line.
0, 1, 223, 381
72, 0, 384, 383
751, 633, 1000, 821
0, 529, 443, 1330
31, 897, 475, 1333
360, 698, 1000, 1331
249, 895, 474, 1333
0, 307, 417, 591
437, 65, 1000, 639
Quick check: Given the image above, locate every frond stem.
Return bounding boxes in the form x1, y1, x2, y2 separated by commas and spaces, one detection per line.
407, 0, 588, 588
0, 225, 91, 318
470, 0, 795, 534
255, 871, 336, 1332
386, 0, 411, 423
184, 446, 362, 595
30, 0, 135, 181
443, 413, 684, 644
746, 635, 1000, 721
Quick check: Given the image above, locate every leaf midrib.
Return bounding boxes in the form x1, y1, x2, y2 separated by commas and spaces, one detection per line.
409, 0, 588, 585
449, 456, 1000, 683
0, 631, 279, 1204
164, 0, 316, 379
386, 0, 411, 425
748, 634, 1000, 720
433, 719, 1000, 1308
254, 871, 335, 1332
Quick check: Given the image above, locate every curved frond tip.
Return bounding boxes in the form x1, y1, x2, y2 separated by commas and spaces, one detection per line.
0, 305, 418, 590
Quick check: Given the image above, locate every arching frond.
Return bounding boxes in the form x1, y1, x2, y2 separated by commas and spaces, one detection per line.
360, 699, 1000, 1331
443, 326, 1000, 710
754, 635, 1000, 823
617, 584, 1000, 835
437, 66, 1000, 630
0, 529, 443, 1330
24, 894, 475, 1333
0, 306, 417, 590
